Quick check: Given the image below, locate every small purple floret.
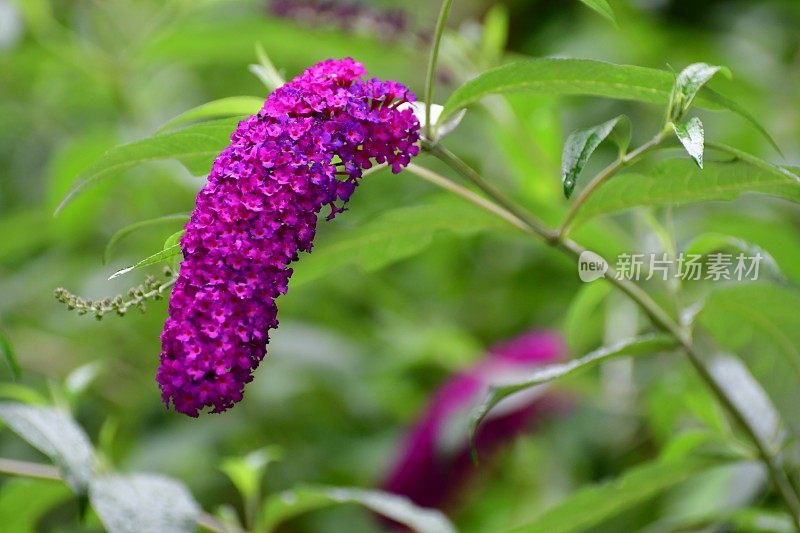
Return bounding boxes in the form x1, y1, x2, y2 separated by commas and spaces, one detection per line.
158, 59, 420, 416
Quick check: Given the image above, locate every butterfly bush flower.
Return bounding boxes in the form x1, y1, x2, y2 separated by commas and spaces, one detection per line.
158, 59, 420, 416
383, 331, 569, 509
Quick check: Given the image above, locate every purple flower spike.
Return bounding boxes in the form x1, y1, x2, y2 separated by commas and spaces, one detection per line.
158, 59, 420, 416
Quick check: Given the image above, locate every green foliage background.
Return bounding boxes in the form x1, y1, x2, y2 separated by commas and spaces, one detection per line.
1, 0, 799, 531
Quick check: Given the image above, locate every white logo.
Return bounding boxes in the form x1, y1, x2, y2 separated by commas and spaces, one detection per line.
578, 250, 608, 282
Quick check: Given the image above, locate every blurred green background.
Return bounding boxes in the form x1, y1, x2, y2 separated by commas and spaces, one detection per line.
1, 0, 799, 531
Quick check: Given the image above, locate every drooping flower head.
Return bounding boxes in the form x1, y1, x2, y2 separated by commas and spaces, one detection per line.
158, 59, 420, 416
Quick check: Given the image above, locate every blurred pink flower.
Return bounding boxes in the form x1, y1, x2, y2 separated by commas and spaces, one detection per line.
382, 331, 568, 509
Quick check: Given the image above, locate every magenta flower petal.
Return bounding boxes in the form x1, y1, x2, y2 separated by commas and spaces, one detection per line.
382, 331, 568, 509
158, 59, 420, 416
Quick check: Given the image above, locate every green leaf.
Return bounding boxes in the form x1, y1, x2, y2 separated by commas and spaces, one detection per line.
103, 214, 188, 264
470, 334, 678, 441
162, 230, 186, 272
670, 63, 730, 119
708, 354, 782, 452
64, 361, 105, 399
0, 384, 48, 405
108, 243, 182, 280
708, 141, 799, 185
89, 474, 200, 533
220, 446, 282, 528
697, 283, 800, 437
578, 0, 618, 27
163, 230, 185, 250
220, 447, 282, 502
672, 117, 704, 168
156, 96, 263, 134
0, 478, 71, 531
55, 118, 238, 215
701, 91, 781, 154
683, 232, 781, 279
695, 214, 800, 284
0, 403, 94, 492
509, 455, 729, 533
562, 115, 629, 198
563, 282, 612, 353
573, 160, 800, 227
259, 486, 455, 533
732, 509, 795, 533
292, 199, 508, 287
659, 430, 721, 462
441, 58, 777, 150
0, 330, 21, 381
249, 43, 286, 92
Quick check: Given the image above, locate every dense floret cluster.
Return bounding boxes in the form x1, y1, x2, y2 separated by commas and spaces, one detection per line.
158, 58, 419, 416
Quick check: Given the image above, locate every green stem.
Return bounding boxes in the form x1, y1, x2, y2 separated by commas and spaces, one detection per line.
424, 0, 454, 139
423, 144, 800, 530
426, 144, 558, 241
406, 163, 532, 234
557, 128, 670, 237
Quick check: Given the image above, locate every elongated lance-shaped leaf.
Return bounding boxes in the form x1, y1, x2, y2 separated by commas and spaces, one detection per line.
162, 230, 185, 250
578, 0, 618, 27
470, 334, 678, 450
104, 213, 189, 264
572, 160, 800, 228
673, 117, 705, 168
441, 58, 779, 151
508, 454, 732, 533
701, 90, 781, 154
708, 354, 783, 453
259, 486, 455, 533
0, 403, 95, 492
109, 242, 182, 280
292, 199, 508, 287
156, 96, 263, 134
250, 43, 286, 92
670, 63, 730, 120
162, 230, 186, 272
683, 232, 782, 280
89, 474, 200, 533
55, 118, 240, 215
220, 446, 283, 527
707, 141, 800, 185
562, 115, 630, 198
0, 330, 20, 381
697, 283, 800, 438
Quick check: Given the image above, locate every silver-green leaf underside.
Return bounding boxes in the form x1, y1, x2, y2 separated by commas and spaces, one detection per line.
562, 115, 629, 197
89, 474, 200, 533
470, 334, 678, 444
259, 486, 456, 533
673, 117, 705, 168
0, 403, 95, 492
